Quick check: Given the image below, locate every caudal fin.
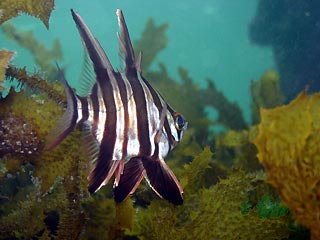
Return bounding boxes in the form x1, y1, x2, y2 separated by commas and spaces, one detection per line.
46, 64, 78, 150
141, 157, 183, 205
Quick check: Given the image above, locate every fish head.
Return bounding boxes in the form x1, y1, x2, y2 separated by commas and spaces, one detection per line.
169, 111, 188, 148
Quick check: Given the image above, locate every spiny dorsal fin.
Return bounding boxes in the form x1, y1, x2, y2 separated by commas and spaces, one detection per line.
71, 9, 114, 74
136, 51, 143, 73
116, 9, 136, 73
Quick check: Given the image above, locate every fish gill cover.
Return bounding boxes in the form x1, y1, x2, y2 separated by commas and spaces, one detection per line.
0, 1, 315, 239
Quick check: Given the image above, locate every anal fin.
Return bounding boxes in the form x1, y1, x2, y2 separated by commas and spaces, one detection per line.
88, 156, 122, 193
113, 157, 144, 202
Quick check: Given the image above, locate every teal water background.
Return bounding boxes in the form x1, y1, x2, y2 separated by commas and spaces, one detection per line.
0, 0, 274, 123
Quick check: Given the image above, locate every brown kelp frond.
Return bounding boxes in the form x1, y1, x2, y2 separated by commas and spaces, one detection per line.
251, 70, 285, 124
0, 90, 90, 238
203, 76, 247, 130
0, 0, 55, 29
0, 49, 14, 91
214, 128, 262, 172
134, 18, 168, 71
254, 91, 320, 240
1, 23, 63, 81
0, 164, 67, 239
129, 170, 291, 240
5, 65, 66, 105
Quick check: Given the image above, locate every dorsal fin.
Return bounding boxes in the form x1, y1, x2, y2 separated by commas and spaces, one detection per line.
71, 9, 114, 74
116, 9, 136, 73
136, 51, 143, 73
77, 50, 96, 97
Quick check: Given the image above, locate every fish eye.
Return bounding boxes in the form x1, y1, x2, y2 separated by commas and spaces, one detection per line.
175, 113, 185, 131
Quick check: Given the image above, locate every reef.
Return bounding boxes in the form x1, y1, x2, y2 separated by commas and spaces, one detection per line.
0, 2, 314, 239
249, 0, 320, 101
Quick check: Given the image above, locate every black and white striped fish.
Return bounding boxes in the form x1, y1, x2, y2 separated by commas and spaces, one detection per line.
46, 9, 188, 205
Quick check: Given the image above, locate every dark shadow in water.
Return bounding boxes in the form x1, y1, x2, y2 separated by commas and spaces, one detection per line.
249, 0, 320, 101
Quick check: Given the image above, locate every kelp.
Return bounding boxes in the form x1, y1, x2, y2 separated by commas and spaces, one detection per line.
135, 18, 247, 144
4, 65, 66, 104
0, 0, 55, 29
129, 166, 291, 240
254, 91, 320, 240
0, 164, 68, 239
134, 18, 169, 71
1, 23, 63, 81
0, 49, 14, 91
0, 88, 90, 239
251, 70, 285, 124
0, 4, 310, 239
214, 128, 262, 172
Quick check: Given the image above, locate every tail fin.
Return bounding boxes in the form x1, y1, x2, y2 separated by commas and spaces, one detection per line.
45, 64, 78, 150
141, 157, 183, 205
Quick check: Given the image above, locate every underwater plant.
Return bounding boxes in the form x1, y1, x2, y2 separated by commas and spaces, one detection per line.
129, 165, 291, 240
0, 49, 14, 91
0, 1, 310, 239
0, 0, 55, 29
254, 91, 320, 240
251, 70, 285, 124
1, 22, 63, 82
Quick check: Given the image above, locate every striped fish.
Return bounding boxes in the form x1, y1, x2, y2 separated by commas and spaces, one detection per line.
46, 9, 188, 205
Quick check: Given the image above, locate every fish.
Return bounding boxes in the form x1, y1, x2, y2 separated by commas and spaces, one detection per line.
46, 9, 188, 205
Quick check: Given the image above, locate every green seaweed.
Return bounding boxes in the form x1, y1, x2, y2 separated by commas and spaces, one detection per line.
256, 195, 288, 219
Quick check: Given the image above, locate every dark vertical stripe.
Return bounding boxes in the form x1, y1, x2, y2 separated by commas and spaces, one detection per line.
90, 83, 100, 137
114, 72, 129, 158
126, 72, 151, 156
140, 75, 174, 150
88, 69, 117, 193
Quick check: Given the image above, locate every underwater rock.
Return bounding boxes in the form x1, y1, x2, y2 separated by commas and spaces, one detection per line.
249, 0, 320, 101
0, 0, 55, 29
254, 91, 320, 240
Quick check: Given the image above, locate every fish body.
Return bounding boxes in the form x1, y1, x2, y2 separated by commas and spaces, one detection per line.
47, 9, 188, 205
